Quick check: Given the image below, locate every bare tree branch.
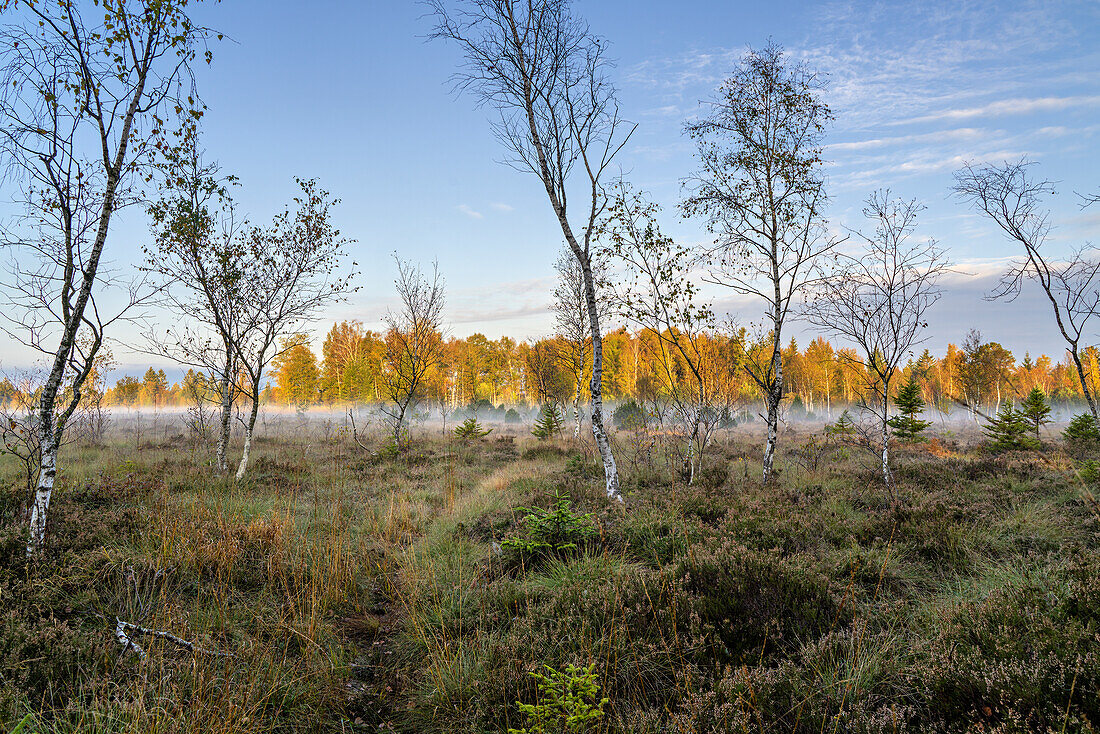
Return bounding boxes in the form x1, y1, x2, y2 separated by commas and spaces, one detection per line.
953, 158, 1100, 420
805, 190, 949, 492
380, 255, 446, 449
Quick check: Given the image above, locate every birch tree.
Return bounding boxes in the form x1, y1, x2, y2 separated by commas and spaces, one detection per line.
380, 256, 446, 449
0, 0, 216, 552
429, 0, 633, 501
600, 183, 726, 484
682, 41, 837, 485
144, 134, 246, 474
551, 245, 607, 438
232, 178, 354, 478
805, 191, 948, 491
953, 159, 1100, 420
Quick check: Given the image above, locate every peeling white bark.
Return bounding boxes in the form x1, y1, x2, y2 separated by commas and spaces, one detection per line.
761, 346, 783, 486
881, 412, 892, 490
27, 421, 56, 555
115, 618, 147, 661
573, 382, 582, 438
235, 396, 260, 480
215, 364, 233, 474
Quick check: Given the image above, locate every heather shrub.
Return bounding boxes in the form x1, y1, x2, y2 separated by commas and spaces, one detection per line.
492, 557, 695, 717
618, 505, 704, 568
693, 461, 729, 489
676, 540, 851, 666
920, 563, 1100, 731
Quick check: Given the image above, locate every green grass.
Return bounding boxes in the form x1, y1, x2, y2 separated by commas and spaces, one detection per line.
1, 425, 1098, 733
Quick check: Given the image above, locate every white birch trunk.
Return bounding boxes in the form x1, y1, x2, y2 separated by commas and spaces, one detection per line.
881, 414, 891, 488
235, 394, 260, 480
687, 435, 696, 485
761, 339, 783, 486
573, 379, 582, 438
580, 262, 620, 501
762, 397, 779, 485
215, 368, 232, 474
27, 416, 57, 554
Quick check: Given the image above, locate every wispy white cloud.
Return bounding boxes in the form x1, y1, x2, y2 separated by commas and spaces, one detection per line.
615, 0, 1100, 356
893, 95, 1100, 126
639, 104, 683, 117
830, 149, 1031, 190
489, 201, 514, 212
826, 127, 989, 152
446, 276, 556, 334
456, 204, 483, 219
630, 140, 693, 162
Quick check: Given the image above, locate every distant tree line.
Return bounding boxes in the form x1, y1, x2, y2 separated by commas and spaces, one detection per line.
21, 326, 1093, 421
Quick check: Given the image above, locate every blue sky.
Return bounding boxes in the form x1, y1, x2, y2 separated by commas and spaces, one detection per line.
5, 0, 1100, 375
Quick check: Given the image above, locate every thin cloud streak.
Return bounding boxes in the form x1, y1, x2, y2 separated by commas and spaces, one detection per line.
892, 95, 1100, 127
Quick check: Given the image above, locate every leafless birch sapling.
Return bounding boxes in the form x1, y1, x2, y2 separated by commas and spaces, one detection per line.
601, 182, 725, 484
232, 178, 355, 478
552, 245, 608, 438
0, 0, 216, 552
380, 256, 446, 449
682, 41, 837, 485
805, 191, 948, 491
953, 159, 1100, 420
429, 0, 633, 500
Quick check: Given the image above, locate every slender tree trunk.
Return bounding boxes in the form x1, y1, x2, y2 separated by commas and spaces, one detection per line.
1070, 346, 1100, 420
570, 254, 619, 497
25, 55, 152, 552
27, 409, 57, 553
761, 340, 783, 485
394, 402, 407, 449
215, 355, 232, 474
881, 409, 891, 489
235, 390, 260, 480
573, 377, 582, 438
27, 182, 119, 553
686, 423, 698, 485
578, 256, 620, 501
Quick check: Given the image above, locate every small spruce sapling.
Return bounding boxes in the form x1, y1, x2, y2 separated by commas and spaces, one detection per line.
508, 663, 608, 734
1020, 387, 1052, 439
983, 404, 1039, 451
1064, 413, 1100, 448
825, 410, 857, 441
501, 491, 597, 561
887, 377, 932, 441
454, 417, 492, 441
532, 403, 565, 440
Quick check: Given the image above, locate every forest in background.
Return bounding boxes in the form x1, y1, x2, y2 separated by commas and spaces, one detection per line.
7, 324, 1095, 419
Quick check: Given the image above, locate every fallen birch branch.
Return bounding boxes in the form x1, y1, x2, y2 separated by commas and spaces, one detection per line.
114, 617, 234, 661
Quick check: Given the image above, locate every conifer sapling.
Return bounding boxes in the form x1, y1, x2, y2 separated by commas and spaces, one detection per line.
1020, 387, 1051, 439
887, 376, 932, 441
